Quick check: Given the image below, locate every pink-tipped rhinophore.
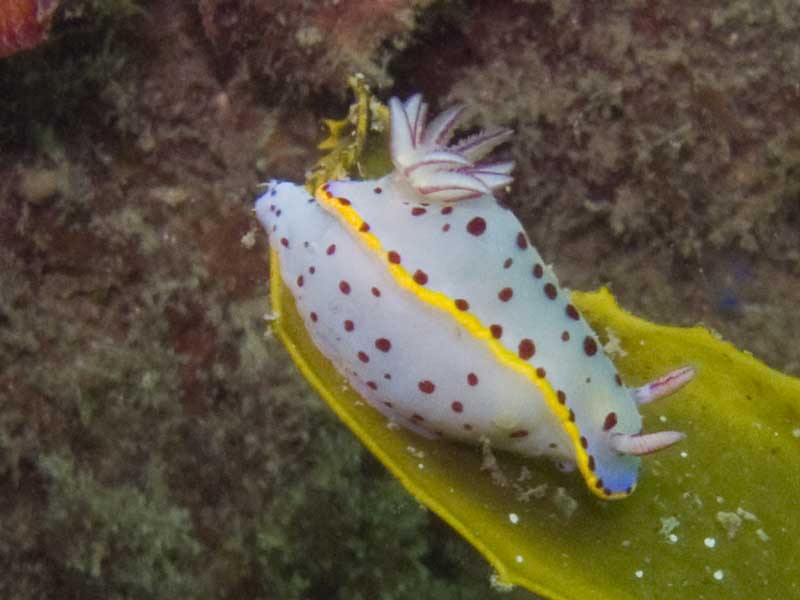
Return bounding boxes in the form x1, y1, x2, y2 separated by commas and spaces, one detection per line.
610, 430, 686, 456
633, 365, 695, 405
609, 365, 695, 457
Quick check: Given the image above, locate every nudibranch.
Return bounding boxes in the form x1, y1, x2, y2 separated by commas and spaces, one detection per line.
255, 94, 694, 499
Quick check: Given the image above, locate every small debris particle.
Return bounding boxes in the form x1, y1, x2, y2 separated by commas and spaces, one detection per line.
241, 229, 257, 249
668, 534, 679, 543
634, 570, 644, 579
716, 511, 742, 539
682, 491, 704, 508
713, 569, 725, 581
552, 487, 579, 519
660, 516, 681, 538
793, 428, 800, 438
517, 466, 532, 482
659, 415, 668, 423
603, 328, 627, 357
756, 528, 771, 542
18, 167, 65, 205
417, 463, 425, 470
152, 185, 191, 207
515, 555, 524, 564
516, 483, 548, 502
406, 446, 425, 459
737, 506, 758, 521
704, 537, 716, 549
295, 25, 324, 47
479, 436, 510, 487
508, 512, 520, 525
489, 573, 514, 593
680, 451, 688, 458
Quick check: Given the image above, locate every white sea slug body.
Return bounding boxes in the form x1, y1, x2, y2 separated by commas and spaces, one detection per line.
255, 95, 693, 499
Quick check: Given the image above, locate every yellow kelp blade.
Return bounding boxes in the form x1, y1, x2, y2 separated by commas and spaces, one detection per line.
270, 250, 800, 599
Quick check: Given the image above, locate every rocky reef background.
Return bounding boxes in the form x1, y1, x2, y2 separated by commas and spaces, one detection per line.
1, 1, 798, 598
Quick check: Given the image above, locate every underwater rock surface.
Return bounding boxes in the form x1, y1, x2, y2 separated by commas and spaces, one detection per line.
1, 1, 799, 598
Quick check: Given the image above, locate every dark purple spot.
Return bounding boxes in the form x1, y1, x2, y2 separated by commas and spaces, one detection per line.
518, 338, 535, 360
466, 217, 486, 236
603, 412, 618, 431
418, 380, 435, 394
